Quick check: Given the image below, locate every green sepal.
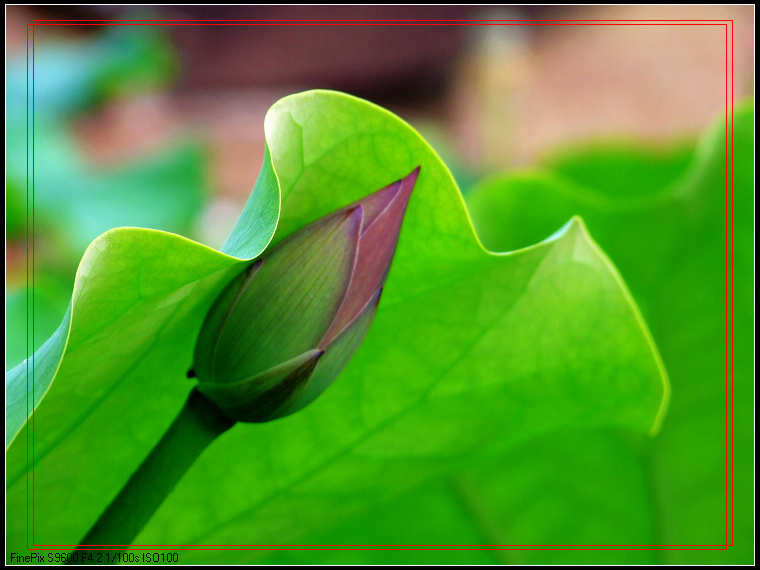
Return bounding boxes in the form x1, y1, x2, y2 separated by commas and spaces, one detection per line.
192, 260, 264, 385
194, 207, 361, 384
283, 288, 382, 416
197, 349, 324, 423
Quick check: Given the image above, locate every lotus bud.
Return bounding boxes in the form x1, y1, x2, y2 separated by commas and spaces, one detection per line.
190, 167, 420, 422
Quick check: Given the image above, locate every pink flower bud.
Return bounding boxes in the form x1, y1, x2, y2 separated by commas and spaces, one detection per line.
191, 167, 419, 422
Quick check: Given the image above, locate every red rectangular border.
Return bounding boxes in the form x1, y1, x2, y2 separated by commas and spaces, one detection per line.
24, 18, 735, 553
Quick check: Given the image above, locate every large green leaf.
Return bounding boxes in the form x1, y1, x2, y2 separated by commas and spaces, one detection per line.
251, 103, 752, 566
5, 271, 73, 372
258, 429, 661, 565
5, 91, 666, 562
5, 28, 208, 381
452, 101, 752, 564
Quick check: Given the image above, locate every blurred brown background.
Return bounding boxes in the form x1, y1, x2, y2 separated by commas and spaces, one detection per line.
6, 5, 754, 246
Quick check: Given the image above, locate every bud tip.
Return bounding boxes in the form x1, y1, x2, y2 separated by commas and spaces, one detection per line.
396, 166, 420, 205
373, 287, 384, 306
346, 205, 363, 219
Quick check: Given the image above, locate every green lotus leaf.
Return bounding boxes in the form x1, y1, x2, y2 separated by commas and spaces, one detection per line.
247, 101, 752, 567
381, 100, 749, 565
5, 90, 667, 562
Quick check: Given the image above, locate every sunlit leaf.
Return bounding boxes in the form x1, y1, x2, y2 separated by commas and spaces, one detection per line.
5, 272, 73, 372
5, 91, 666, 562
457, 101, 753, 564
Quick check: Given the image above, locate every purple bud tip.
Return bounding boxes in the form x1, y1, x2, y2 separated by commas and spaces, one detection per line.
346, 205, 363, 221
321, 169, 419, 346
373, 287, 384, 306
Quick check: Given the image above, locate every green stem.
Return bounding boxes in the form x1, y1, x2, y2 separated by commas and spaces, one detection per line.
66, 388, 235, 564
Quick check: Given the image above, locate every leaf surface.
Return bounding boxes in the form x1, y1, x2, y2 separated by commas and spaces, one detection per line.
455, 101, 753, 564
249, 102, 753, 566
5, 91, 666, 562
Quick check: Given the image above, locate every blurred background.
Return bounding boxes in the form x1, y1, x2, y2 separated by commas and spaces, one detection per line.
5, 4, 754, 563
5, 5, 753, 368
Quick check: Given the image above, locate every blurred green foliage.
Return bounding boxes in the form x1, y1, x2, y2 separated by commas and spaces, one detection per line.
6, 27, 208, 371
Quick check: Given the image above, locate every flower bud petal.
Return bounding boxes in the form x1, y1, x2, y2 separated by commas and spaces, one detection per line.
322, 167, 419, 345
283, 288, 383, 417
194, 206, 361, 384
191, 168, 419, 423
197, 349, 324, 423
192, 260, 263, 384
